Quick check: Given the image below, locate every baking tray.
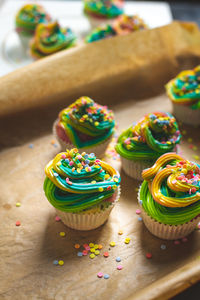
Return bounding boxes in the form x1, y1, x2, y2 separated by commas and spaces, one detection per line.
0, 22, 200, 300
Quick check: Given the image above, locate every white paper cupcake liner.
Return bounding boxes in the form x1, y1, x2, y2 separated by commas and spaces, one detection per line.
121, 156, 153, 181
53, 119, 113, 158
172, 102, 200, 126
56, 187, 120, 230
17, 33, 32, 49
138, 186, 200, 240
86, 14, 116, 29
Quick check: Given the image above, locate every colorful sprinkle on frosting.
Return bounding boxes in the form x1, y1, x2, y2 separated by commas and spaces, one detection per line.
56, 96, 115, 148
115, 112, 181, 161
166, 65, 200, 109
140, 153, 200, 225
84, 0, 124, 19
44, 148, 120, 213
30, 21, 76, 59
15, 4, 51, 36
113, 14, 148, 35
85, 24, 116, 43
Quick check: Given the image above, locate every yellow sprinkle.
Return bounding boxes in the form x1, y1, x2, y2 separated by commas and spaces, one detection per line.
58, 260, 64, 266
118, 230, 123, 235
105, 174, 110, 180
91, 180, 96, 184
125, 240, 130, 244
126, 145, 131, 150
77, 168, 81, 173
113, 185, 117, 189
193, 155, 200, 160
125, 237, 131, 241
188, 138, 193, 143
89, 243, 94, 248
81, 152, 86, 156
59, 232, 66, 237
95, 250, 100, 255
94, 244, 99, 249
182, 168, 187, 174
90, 254, 95, 259
98, 187, 104, 192
90, 248, 95, 253
16, 202, 21, 207
110, 241, 116, 247
114, 178, 118, 182
166, 141, 171, 144
94, 122, 99, 126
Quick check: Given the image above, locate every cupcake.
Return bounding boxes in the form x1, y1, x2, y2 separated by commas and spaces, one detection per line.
44, 148, 121, 230
115, 112, 181, 180
15, 4, 51, 49
84, 0, 124, 29
30, 21, 76, 59
113, 14, 148, 35
139, 153, 200, 240
53, 96, 115, 157
166, 65, 200, 126
85, 24, 116, 43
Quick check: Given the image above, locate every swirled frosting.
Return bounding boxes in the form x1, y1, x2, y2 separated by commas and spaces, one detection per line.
15, 4, 51, 36
166, 65, 200, 109
84, 0, 124, 19
85, 24, 116, 43
115, 112, 181, 161
140, 153, 200, 225
113, 14, 148, 35
44, 148, 120, 213
56, 96, 115, 148
30, 22, 76, 59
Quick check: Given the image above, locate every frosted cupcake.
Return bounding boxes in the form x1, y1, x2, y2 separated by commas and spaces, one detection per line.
84, 0, 124, 29
15, 4, 51, 49
139, 153, 200, 240
44, 148, 121, 230
113, 14, 148, 35
166, 65, 200, 126
53, 96, 115, 157
85, 24, 116, 43
30, 21, 76, 59
115, 112, 181, 180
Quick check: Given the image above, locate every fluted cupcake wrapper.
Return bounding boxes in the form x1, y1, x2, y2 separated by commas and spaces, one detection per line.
172, 102, 200, 126
86, 14, 116, 30
53, 119, 113, 158
138, 185, 200, 240
120, 156, 153, 181
17, 32, 32, 49
55, 187, 120, 230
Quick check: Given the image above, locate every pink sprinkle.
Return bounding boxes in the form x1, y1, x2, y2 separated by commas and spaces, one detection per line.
182, 237, 188, 242
88, 167, 91, 172
146, 253, 152, 259
61, 154, 66, 159
136, 209, 141, 215
83, 244, 89, 248
85, 246, 90, 251
77, 155, 82, 160
96, 159, 100, 163
198, 223, 200, 229
66, 178, 69, 182
82, 250, 88, 256
69, 161, 74, 166
15, 221, 21, 226
172, 180, 177, 184
55, 216, 61, 222
97, 272, 103, 278
191, 187, 197, 193
117, 265, 123, 270
174, 240, 180, 245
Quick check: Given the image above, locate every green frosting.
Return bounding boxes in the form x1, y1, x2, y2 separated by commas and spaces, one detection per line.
115, 112, 181, 161
85, 25, 116, 43
84, 0, 124, 19
44, 149, 120, 213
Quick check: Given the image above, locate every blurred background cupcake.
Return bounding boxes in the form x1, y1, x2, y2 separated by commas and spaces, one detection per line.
85, 24, 116, 43
30, 21, 76, 59
139, 153, 200, 239
115, 112, 181, 180
44, 148, 121, 230
15, 4, 51, 49
113, 14, 148, 35
166, 65, 200, 126
53, 96, 115, 157
83, 0, 124, 29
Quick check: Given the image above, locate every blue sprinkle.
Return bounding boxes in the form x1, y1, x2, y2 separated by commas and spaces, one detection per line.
104, 274, 110, 279
54, 173, 59, 177
77, 252, 83, 257
84, 154, 89, 159
116, 257, 121, 262
54, 143, 58, 148
161, 244, 166, 250
139, 200, 143, 205
85, 164, 89, 168
65, 159, 69, 163
53, 260, 59, 265
28, 144, 34, 149
90, 153, 95, 157
138, 217, 142, 221
85, 159, 90, 164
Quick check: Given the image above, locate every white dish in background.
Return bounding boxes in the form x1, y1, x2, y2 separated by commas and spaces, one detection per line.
0, 0, 172, 77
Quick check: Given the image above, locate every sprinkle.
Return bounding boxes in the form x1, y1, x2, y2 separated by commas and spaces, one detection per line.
90, 248, 95, 253
139, 200, 143, 205
69, 161, 74, 166
117, 265, 123, 270
116, 257, 121, 262
95, 250, 100, 255
53, 260, 58, 265
28, 144, 34, 149
110, 241, 115, 247
53, 143, 58, 148
98, 244, 103, 249
198, 223, 200, 229
188, 138, 193, 143
161, 244, 166, 250
77, 252, 83, 257
89, 243, 94, 248
55, 216, 61, 222
91, 180, 96, 184
103, 252, 109, 258
59, 232, 66, 237
94, 244, 99, 249
138, 217, 142, 221
136, 209, 141, 215
191, 187, 197, 193
90, 254, 95, 259
95, 122, 99, 126
98, 187, 104, 192
16, 221, 21, 226
51, 139, 56, 144
82, 250, 88, 256
174, 240, 180, 245
74, 244, 80, 249
61, 154, 66, 159
193, 155, 200, 160
54, 172, 59, 177
83, 243, 89, 248
58, 260, 64, 266
104, 274, 110, 279
146, 253, 152, 259
16, 202, 21, 207
118, 230, 123, 235
85, 246, 90, 251
97, 272, 103, 278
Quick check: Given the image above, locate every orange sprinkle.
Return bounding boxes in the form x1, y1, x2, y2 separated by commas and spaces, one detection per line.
74, 244, 80, 249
